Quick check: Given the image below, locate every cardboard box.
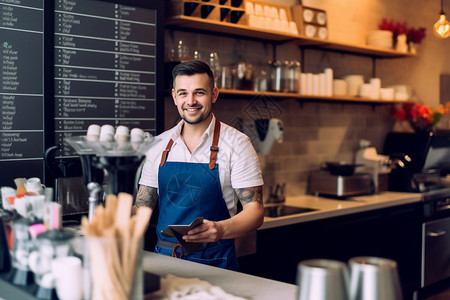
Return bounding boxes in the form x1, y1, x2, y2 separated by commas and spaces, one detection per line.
292, 5, 328, 39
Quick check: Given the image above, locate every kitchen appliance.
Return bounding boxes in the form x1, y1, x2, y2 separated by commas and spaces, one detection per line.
382, 130, 450, 289
355, 140, 394, 193
241, 118, 284, 156
65, 134, 155, 220
308, 170, 373, 197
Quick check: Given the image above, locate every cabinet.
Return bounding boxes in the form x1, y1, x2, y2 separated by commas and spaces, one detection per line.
166, 15, 416, 104
238, 203, 422, 299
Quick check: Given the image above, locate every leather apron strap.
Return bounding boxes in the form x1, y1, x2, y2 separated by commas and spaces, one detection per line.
160, 138, 174, 167
159, 118, 221, 169
209, 118, 221, 170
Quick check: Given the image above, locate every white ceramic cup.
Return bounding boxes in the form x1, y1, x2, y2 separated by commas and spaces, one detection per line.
344, 75, 364, 97
99, 124, 115, 142
52, 256, 83, 300
380, 88, 394, 100
359, 83, 374, 98
86, 124, 101, 141
130, 128, 145, 142
26, 177, 45, 195
115, 125, 130, 142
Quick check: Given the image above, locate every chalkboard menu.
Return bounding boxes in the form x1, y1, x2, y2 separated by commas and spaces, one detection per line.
0, 0, 164, 188
54, 0, 159, 157
0, 1, 45, 186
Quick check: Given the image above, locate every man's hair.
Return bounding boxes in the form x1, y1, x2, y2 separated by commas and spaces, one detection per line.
172, 60, 215, 89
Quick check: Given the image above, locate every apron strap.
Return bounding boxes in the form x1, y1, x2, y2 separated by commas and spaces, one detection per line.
160, 118, 220, 169
209, 118, 221, 170
160, 138, 174, 167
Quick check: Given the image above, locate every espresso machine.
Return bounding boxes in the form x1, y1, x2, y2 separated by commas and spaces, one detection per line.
354, 139, 394, 193
65, 125, 155, 221
382, 130, 450, 192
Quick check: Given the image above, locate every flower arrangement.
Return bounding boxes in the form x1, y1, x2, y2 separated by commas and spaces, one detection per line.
392, 102, 450, 132
408, 27, 426, 44
379, 18, 426, 44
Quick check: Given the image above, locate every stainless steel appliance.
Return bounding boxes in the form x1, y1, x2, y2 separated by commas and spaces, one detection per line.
421, 189, 450, 287
308, 170, 373, 197
382, 130, 450, 289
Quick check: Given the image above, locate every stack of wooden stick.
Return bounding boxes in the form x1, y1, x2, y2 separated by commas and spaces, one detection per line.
81, 193, 151, 300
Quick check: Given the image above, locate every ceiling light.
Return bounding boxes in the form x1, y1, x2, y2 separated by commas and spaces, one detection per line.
434, 0, 450, 38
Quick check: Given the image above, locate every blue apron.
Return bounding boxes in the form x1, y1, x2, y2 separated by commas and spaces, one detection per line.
154, 119, 239, 270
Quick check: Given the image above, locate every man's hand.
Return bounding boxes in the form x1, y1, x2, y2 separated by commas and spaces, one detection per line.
182, 219, 224, 243
182, 185, 264, 243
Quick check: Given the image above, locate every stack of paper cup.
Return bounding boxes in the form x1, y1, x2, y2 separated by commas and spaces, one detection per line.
370, 78, 381, 99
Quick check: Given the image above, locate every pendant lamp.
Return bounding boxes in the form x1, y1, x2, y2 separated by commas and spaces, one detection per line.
434, 0, 450, 38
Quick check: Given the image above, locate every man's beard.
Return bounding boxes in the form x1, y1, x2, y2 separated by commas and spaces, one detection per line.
181, 106, 208, 125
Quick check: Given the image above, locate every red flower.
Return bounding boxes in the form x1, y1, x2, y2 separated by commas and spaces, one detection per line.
392, 102, 449, 131
379, 18, 426, 43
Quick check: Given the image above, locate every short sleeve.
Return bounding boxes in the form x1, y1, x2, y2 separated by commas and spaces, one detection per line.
230, 134, 264, 189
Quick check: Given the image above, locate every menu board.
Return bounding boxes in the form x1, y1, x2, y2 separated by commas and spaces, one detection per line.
0, 1, 45, 186
0, 0, 163, 188
54, 0, 158, 157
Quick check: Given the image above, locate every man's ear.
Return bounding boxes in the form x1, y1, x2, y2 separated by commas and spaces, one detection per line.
212, 87, 219, 104
172, 89, 177, 105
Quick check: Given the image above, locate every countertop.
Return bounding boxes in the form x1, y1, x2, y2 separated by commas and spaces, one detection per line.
260, 192, 421, 230
143, 251, 298, 300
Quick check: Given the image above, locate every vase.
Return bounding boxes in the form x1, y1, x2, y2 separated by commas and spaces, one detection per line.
409, 42, 418, 54
395, 34, 408, 53
409, 121, 434, 134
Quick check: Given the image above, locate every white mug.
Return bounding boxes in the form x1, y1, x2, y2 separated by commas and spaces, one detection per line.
26, 177, 45, 195
52, 256, 83, 300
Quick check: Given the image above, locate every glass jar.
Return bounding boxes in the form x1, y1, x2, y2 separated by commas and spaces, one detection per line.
10, 217, 35, 285
287, 61, 301, 93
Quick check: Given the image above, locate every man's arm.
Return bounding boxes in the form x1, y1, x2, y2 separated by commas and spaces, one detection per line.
182, 186, 264, 242
133, 184, 158, 214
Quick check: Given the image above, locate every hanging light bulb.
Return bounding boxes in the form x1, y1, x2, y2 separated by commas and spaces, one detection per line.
434, 0, 450, 38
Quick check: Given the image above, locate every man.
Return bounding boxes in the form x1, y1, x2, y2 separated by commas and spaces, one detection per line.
135, 60, 264, 270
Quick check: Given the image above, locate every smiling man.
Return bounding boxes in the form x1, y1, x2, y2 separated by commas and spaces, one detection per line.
135, 60, 264, 270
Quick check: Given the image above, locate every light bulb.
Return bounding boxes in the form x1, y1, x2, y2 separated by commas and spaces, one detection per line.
434, 13, 450, 38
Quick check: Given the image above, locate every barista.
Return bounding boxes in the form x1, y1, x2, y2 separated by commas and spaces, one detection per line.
135, 60, 264, 270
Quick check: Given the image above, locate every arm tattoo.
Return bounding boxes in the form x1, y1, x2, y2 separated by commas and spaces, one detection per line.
235, 186, 263, 205
135, 185, 158, 209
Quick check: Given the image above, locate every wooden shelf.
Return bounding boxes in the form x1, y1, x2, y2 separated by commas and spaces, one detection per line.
218, 89, 411, 104
166, 16, 417, 58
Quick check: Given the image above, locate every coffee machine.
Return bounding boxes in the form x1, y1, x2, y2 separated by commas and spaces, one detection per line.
355, 139, 393, 193
65, 129, 155, 220
382, 130, 450, 192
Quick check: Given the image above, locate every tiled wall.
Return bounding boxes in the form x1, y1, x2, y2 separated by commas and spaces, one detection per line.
163, 0, 450, 200
164, 94, 395, 199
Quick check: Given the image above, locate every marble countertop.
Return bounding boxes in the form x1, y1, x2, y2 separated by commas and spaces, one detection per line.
260, 192, 421, 230
143, 251, 298, 300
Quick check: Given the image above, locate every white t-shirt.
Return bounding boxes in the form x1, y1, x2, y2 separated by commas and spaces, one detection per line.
139, 115, 264, 216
